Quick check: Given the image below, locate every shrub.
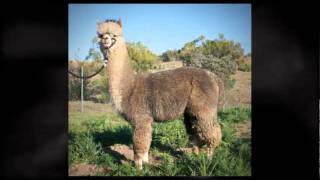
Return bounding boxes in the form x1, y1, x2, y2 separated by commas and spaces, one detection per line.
86, 75, 110, 103
68, 59, 109, 103
127, 42, 159, 73
178, 34, 243, 90
238, 63, 251, 72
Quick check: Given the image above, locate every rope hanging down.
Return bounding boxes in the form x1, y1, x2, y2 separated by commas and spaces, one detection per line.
68, 62, 106, 79
68, 34, 117, 79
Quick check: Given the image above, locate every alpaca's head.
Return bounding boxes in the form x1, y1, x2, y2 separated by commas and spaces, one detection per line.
97, 19, 123, 50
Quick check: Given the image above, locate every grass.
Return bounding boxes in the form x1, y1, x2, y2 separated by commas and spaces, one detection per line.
68, 103, 251, 176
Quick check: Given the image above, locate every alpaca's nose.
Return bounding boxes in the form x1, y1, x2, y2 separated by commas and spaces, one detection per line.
102, 38, 112, 46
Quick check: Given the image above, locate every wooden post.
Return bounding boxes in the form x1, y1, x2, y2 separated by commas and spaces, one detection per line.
81, 65, 83, 112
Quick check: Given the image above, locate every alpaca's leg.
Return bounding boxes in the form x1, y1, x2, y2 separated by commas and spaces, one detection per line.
191, 137, 200, 155
206, 123, 222, 158
142, 152, 149, 163
184, 112, 201, 154
186, 108, 222, 157
196, 109, 222, 158
132, 116, 153, 170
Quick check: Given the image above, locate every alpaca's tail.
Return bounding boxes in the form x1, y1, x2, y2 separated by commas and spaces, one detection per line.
210, 73, 225, 110
216, 76, 225, 109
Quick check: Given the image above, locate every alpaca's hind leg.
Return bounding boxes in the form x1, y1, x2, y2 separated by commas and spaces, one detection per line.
186, 109, 222, 157
206, 123, 222, 157
197, 109, 222, 158
132, 116, 153, 170
184, 112, 201, 155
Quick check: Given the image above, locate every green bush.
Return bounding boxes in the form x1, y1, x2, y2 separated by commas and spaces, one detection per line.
68, 59, 109, 103
238, 63, 251, 72
68, 77, 81, 101
161, 49, 180, 62
127, 42, 159, 73
236, 54, 251, 72
176, 34, 243, 90
87, 75, 110, 103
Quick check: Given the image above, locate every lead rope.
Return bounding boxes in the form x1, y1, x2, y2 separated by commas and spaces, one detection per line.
68, 36, 116, 79
67, 60, 107, 79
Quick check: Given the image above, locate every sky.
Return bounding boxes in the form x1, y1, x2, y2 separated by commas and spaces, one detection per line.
69, 4, 251, 60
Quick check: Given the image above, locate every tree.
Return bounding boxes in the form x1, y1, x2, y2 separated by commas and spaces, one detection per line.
237, 52, 251, 72
161, 49, 180, 62
127, 42, 159, 73
68, 59, 109, 103
201, 34, 244, 60
179, 34, 244, 89
68, 61, 81, 101
179, 36, 203, 66
85, 37, 102, 62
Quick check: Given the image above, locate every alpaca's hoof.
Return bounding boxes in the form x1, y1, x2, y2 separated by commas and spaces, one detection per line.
192, 146, 200, 155
207, 153, 213, 159
206, 147, 215, 158
135, 160, 143, 170
142, 153, 149, 163
136, 164, 143, 170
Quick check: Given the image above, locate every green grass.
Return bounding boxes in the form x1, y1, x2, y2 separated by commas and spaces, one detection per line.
69, 106, 251, 176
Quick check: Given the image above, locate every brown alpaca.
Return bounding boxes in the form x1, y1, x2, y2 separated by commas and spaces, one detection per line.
97, 19, 223, 170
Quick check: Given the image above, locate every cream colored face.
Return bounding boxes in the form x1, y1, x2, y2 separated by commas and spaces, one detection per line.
99, 33, 114, 48
97, 21, 123, 49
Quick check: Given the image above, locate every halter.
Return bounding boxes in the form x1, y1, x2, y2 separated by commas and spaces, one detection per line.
99, 33, 120, 66
67, 33, 120, 79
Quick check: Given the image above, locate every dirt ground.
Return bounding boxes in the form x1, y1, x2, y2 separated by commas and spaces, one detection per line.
109, 144, 163, 166
69, 163, 112, 176
225, 71, 251, 107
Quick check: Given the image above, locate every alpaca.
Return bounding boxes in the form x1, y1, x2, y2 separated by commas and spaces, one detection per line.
97, 19, 223, 170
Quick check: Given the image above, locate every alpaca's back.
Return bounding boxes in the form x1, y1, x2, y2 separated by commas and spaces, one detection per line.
123, 67, 220, 122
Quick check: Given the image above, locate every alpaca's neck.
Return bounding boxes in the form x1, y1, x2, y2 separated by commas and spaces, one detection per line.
107, 38, 135, 112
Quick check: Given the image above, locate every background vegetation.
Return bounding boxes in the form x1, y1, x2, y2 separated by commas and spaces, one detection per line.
68, 34, 251, 102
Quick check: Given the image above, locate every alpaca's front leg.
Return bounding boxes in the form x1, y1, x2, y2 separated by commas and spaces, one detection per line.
132, 116, 153, 170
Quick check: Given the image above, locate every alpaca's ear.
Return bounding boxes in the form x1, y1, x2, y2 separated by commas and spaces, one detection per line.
96, 21, 101, 30
118, 18, 122, 27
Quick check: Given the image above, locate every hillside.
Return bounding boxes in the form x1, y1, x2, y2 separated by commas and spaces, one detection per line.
225, 71, 251, 107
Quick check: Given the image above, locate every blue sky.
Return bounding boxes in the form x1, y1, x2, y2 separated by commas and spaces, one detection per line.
69, 4, 251, 60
